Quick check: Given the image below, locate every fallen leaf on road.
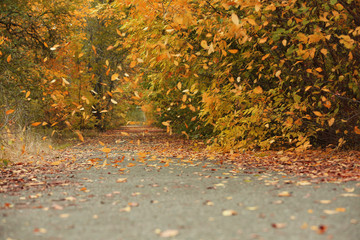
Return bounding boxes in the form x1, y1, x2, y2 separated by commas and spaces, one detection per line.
116, 178, 127, 183
59, 213, 70, 218
344, 187, 354, 192
159, 229, 179, 238
271, 223, 287, 229
317, 225, 327, 234
128, 202, 139, 207
34, 228, 47, 233
340, 193, 360, 197
319, 200, 331, 204
120, 206, 131, 212
278, 191, 292, 197
296, 181, 311, 186
222, 209, 238, 216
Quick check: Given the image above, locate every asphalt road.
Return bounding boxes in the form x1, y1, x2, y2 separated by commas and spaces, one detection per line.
1, 145, 360, 240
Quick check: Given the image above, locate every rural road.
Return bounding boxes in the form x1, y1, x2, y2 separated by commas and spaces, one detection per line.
1, 127, 359, 240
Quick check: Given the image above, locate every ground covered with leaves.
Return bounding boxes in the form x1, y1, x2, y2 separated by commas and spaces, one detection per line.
1, 126, 360, 195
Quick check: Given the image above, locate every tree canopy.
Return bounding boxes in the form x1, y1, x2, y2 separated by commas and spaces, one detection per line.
1, 0, 359, 151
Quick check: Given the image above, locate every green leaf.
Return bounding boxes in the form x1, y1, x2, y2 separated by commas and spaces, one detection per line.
330, 0, 337, 5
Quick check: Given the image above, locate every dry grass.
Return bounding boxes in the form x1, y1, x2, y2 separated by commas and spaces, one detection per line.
0, 128, 55, 165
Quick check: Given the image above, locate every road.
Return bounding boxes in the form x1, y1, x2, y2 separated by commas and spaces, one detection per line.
1, 127, 359, 240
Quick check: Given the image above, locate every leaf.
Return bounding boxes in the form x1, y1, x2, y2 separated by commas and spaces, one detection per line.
116, 178, 127, 183
5, 109, 15, 115
275, 70, 281, 78
92, 45, 97, 54
328, 118, 335, 127
200, 40, 208, 50
354, 126, 360, 134
313, 111, 322, 117
101, 147, 111, 153
31, 122, 42, 127
7, 54, 11, 63
228, 49, 238, 54
177, 82, 182, 90
231, 13, 239, 25
271, 223, 287, 229
162, 121, 170, 126
121, 132, 129, 136
159, 229, 179, 238
25, 91, 31, 98
278, 191, 292, 197
75, 131, 84, 142
253, 86, 263, 94
130, 61, 136, 68
222, 209, 237, 216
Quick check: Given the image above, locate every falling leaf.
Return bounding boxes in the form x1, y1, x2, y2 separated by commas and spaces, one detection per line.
228, 49, 238, 54
130, 61, 136, 68
313, 111, 323, 117
111, 73, 119, 81
25, 91, 31, 98
5, 109, 15, 115
253, 86, 263, 94
200, 40, 208, 50
92, 45, 97, 54
328, 118, 335, 127
75, 131, 84, 142
7, 54, 11, 62
231, 13, 240, 25
159, 229, 179, 238
120, 132, 129, 136
354, 126, 360, 134
222, 209, 238, 216
31, 122, 42, 127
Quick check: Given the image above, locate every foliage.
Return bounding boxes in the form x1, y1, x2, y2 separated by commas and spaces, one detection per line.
1, 0, 360, 152
120, 0, 360, 151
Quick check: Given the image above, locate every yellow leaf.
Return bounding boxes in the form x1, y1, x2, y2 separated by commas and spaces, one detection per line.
130, 61, 136, 68
25, 91, 31, 98
31, 122, 42, 127
354, 126, 360, 134
231, 13, 239, 25
101, 147, 111, 153
177, 82, 182, 90
162, 121, 170, 126
50, 160, 62, 166
262, 54, 270, 60
313, 111, 322, 117
275, 70, 281, 78
7, 54, 11, 63
328, 118, 335, 127
259, 37, 268, 44
92, 45, 97, 54
111, 73, 119, 81
75, 131, 84, 142
200, 40, 208, 49
5, 109, 15, 115
99, 141, 105, 146
253, 86, 263, 94
228, 49, 238, 54
120, 132, 130, 136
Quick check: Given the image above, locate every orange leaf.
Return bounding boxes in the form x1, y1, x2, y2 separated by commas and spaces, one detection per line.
7, 54, 11, 63
228, 49, 238, 54
92, 45, 97, 54
31, 122, 42, 127
313, 111, 322, 117
75, 131, 84, 142
253, 86, 263, 94
5, 109, 15, 115
25, 91, 30, 98
101, 147, 111, 153
354, 126, 360, 134
130, 61, 136, 68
